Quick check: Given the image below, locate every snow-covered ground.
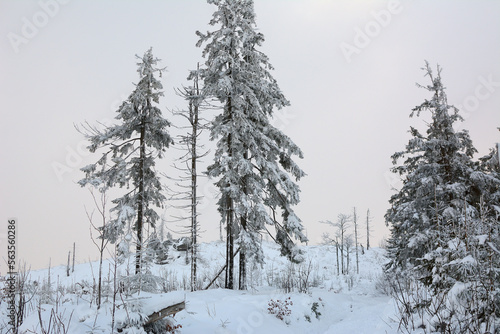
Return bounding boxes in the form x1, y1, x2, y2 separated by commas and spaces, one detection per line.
0, 242, 400, 333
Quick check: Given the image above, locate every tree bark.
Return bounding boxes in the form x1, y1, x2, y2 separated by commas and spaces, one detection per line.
225, 196, 234, 289
366, 209, 370, 250
190, 84, 199, 292
239, 215, 246, 290
239, 150, 249, 290
335, 239, 339, 276
224, 89, 235, 289
341, 226, 344, 275
205, 247, 240, 290
353, 207, 359, 275
135, 104, 147, 275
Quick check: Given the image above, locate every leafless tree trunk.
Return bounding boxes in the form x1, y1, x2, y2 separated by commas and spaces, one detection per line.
66, 251, 71, 277
225, 196, 234, 289
366, 209, 372, 250
72, 242, 75, 273
321, 213, 351, 275
111, 244, 118, 334
335, 238, 340, 276
345, 235, 354, 275
189, 70, 200, 292
86, 188, 110, 309
353, 207, 359, 274
336, 214, 351, 275
225, 93, 235, 290
171, 66, 208, 291
239, 150, 249, 291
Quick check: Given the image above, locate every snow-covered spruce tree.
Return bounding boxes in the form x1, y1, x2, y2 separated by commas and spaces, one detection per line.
385, 62, 478, 278
468, 137, 500, 331
385, 62, 500, 332
79, 48, 173, 276
478, 132, 500, 210
432, 139, 500, 332
196, 0, 307, 290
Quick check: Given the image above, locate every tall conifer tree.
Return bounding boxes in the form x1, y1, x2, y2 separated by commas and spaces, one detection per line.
79, 48, 173, 275
385, 62, 478, 277
386, 63, 500, 332
196, 0, 307, 289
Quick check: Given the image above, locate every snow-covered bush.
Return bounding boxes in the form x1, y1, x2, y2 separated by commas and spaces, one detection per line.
115, 297, 148, 333
304, 298, 324, 322
374, 273, 392, 296
275, 262, 296, 293
268, 297, 293, 322
119, 273, 163, 295
159, 268, 182, 293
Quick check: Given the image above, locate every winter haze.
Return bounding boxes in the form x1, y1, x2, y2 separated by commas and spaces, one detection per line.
1, 0, 499, 273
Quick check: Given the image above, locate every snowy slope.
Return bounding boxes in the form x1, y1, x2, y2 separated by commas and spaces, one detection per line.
0, 242, 399, 334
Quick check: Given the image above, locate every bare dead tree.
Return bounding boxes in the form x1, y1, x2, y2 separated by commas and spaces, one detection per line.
335, 237, 340, 276
322, 232, 340, 276
13, 263, 36, 330
344, 234, 354, 275
86, 187, 110, 309
170, 64, 210, 292
72, 242, 75, 273
321, 214, 351, 275
366, 209, 373, 250
353, 207, 360, 274
337, 214, 351, 274
66, 252, 70, 277
110, 244, 119, 334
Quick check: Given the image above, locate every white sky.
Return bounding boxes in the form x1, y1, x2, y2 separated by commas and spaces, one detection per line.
1, 0, 499, 272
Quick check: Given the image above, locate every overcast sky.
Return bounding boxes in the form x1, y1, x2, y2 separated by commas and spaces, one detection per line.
1, 0, 499, 272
